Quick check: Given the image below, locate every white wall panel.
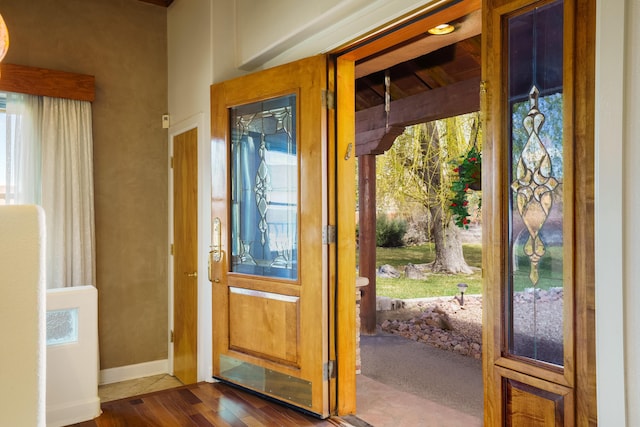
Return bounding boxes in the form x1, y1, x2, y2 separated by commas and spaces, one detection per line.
623, 0, 640, 424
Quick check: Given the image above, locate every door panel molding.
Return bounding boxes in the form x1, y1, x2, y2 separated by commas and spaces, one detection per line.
228, 288, 300, 366
501, 371, 574, 427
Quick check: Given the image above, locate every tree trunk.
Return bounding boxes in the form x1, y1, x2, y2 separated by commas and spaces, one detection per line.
417, 122, 474, 274
429, 204, 474, 274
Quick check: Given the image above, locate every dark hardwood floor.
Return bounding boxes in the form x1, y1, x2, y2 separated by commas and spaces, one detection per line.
69, 381, 354, 427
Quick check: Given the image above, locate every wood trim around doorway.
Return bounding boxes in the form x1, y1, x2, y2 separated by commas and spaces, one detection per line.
331, 0, 483, 416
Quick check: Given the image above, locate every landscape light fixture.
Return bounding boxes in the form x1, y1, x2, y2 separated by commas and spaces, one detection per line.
457, 282, 469, 306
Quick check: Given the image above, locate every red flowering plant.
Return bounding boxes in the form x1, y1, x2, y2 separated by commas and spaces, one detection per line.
449, 145, 481, 228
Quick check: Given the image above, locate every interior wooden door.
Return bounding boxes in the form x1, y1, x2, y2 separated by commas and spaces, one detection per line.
482, 0, 596, 425
210, 55, 333, 418
173, 127, 199, 384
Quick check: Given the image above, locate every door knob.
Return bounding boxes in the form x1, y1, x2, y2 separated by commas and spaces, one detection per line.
184, 272, 197, 278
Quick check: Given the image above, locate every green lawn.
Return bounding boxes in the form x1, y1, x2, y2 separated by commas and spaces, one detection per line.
369, 243, 482, 299
376, 273, 482, 299
376, 243, 482, 268
370, 242, 562, 299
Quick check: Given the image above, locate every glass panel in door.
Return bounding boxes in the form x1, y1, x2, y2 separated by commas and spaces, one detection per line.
507, 0, 565, 366
230, 95, 298, 279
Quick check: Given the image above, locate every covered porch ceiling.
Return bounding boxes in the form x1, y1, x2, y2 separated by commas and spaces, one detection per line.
354, 3, 481, 156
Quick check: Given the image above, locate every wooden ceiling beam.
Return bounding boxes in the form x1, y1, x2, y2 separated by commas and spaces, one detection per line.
137, 0, 173, 7
356, 126, 407, 157
355, 76, 480, 156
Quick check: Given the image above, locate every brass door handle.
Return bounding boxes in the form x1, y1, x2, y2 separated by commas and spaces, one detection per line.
184, 272, 197, 278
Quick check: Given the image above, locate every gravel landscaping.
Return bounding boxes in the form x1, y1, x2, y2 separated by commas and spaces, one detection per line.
378, 295, 483, 359
377, 289, 564, 363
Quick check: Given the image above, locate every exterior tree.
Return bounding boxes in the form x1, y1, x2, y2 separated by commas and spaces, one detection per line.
377, 113, 481, 274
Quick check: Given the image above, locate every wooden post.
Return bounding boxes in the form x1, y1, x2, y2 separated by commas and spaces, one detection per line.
358, 154, 377, 335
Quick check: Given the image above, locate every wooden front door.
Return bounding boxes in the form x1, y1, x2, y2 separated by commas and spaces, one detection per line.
482, 0, 596, 424
173, 127, 199, 384
209, 55, 335, 418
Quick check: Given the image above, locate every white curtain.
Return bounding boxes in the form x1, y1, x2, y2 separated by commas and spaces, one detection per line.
4, 93, 95, 288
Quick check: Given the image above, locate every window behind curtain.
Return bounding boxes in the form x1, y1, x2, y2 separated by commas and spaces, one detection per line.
1, 91, 95, 288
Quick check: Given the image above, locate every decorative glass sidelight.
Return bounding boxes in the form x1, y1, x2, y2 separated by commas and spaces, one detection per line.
511, 86, 559, 287
229, 95, 298, 279
507, 0, 565, 366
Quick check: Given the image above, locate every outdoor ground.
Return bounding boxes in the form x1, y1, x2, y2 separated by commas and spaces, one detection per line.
377, 295, 483, 359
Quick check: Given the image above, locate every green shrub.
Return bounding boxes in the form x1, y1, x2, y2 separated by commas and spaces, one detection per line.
376, 216, 408, 247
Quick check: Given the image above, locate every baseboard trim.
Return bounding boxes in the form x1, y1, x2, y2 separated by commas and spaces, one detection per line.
46, 397, 101, 427
100, 359, 169, 385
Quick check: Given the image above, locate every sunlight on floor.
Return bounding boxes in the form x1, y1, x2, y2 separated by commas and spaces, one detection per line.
98, 374, 183, 403
96, 369, 481, 427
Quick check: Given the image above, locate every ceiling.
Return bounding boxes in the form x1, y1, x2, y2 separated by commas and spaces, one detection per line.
350, 3, 482, 155
354, 9, 481, 111
355, 35, 480, 111
137, 0, 482, 117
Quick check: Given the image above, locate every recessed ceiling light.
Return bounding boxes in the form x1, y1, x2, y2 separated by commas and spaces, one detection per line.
428, 23, 455, 35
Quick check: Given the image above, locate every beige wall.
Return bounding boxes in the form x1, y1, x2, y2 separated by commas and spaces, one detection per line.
0, 0, 169, 369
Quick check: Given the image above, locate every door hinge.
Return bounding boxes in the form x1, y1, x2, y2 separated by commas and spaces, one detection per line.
170, 330, 174, 343
324, 360, 336, 380
322, 225, 336, 244
170, 156, 174, 169
322, 89, 335, 109
170, 244, 174, 255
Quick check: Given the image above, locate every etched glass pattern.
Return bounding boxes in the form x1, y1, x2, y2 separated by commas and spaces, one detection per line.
507, 0, 565, 366
46, 308, 79, 346
230, 95, 298, 279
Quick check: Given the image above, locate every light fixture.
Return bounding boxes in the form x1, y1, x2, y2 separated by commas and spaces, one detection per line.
428, 23, 455, 35
457, 282, 469, 306
0, 13, 9, 62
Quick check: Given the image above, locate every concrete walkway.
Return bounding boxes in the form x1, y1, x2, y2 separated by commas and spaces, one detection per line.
355, 332, 483, 426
